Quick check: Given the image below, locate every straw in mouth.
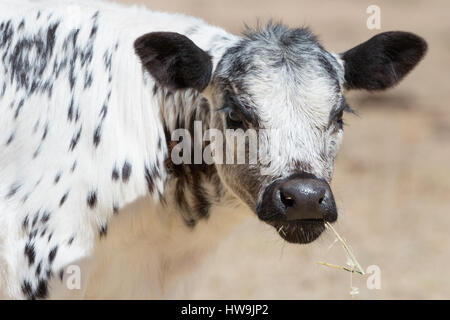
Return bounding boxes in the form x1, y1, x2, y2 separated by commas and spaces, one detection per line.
316, 222, 365, 276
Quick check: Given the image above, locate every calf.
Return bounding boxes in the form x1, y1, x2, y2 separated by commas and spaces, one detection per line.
0, 0, 426, 299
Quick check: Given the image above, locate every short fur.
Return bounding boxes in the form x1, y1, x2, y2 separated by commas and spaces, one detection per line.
0, 0, 426, 299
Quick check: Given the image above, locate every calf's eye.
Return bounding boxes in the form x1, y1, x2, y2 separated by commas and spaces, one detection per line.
336, 111, 344, 129
227, 110, 244, 128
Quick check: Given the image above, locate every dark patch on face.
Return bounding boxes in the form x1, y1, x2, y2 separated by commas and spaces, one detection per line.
122, 161, 132, 183
87, 191, 97, 209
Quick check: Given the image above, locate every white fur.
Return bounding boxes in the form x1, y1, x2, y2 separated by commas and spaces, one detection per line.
0, 0, 241, 299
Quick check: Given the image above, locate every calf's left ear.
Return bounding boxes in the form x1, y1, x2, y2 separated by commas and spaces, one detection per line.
341, 31, 427, 91
134, 32, 212, 92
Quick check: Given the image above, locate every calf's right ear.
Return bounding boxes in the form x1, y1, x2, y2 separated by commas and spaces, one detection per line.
134, 32, 212, 92
341, 31, 427, 91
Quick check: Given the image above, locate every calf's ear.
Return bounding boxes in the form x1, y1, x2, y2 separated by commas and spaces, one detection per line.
341, 31, 427, 91
134, 32, 212, 92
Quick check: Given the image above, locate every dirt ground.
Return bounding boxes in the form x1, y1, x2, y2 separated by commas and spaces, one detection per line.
117, 0, 450, 299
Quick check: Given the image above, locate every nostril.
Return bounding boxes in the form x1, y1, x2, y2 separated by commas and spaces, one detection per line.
280, 191, 295, 208
318, 196, 324, 205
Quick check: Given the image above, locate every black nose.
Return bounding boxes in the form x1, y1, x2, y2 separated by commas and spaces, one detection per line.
276, 176, 337, 222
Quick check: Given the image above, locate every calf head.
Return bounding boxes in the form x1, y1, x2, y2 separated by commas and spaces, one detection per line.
135, 24, 427, 243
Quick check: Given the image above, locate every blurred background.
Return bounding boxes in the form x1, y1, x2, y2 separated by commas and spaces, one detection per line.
117, 0, 450, 299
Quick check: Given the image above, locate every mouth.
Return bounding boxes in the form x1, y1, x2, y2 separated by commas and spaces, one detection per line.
256, 172, 337, 244
268, 219, 326, 244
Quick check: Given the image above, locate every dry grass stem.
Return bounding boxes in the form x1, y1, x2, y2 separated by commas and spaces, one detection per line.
317, 222, 365, 275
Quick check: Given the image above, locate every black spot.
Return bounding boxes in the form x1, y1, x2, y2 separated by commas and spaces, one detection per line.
87, 191, 97, 209
113, 203, 119, 215
33, 146, 41, 159
21, 280, 34, 300
35, 261, 42, 277
68, 98, 74, 122
122, 161, 132, 183
69, 126, 82, 151
71, 161, 77, 173
6, 133, 14, 145
22, 215, 29, 231
68, 236, 75, 246
157, 136, 162, 150
59, 269, 64, 281
41, 211, 51, 224
31, 212, 39, 228
35, 279, 48, 299
41, 123, 49, 141
99, 103, 108, 120
99, 224, 107, 238
54, 172, 62, 184
112, 166, 119, 181
48, 232, 53, 242
93, 125, 101, 147
84, 71, 93, 89
29, 229, 38, 240
6, 183, 21, 199
14, 99, 25, 119
59, 191, 69, 207
24, 242, 36, 266
144, 166, 155, 194
48, 246, 58, 263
